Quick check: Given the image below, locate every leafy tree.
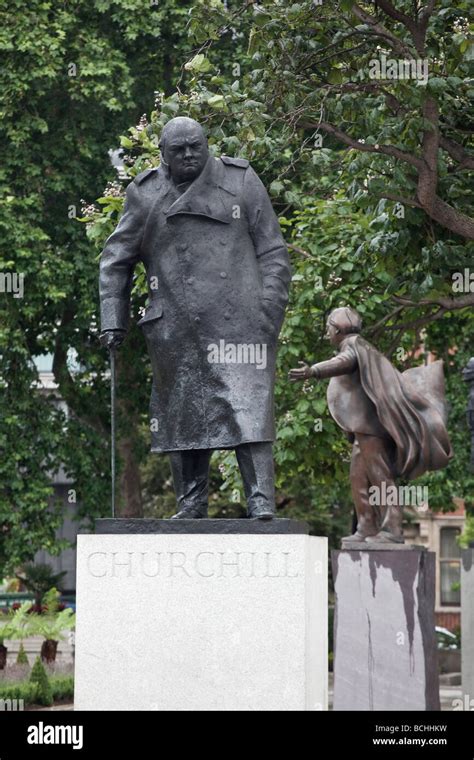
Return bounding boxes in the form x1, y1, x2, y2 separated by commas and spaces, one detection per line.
186, 0, 474, 236
16, 563, 67, 608
0, 0, 194, 571
82, 0, 473, 539
2, 0, 472, 554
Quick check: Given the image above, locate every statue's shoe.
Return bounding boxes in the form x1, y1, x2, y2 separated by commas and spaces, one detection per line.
170, 506, 208, 519
341, 531, 371, 543
365, 530, 404, 544
247, 504, 275, 520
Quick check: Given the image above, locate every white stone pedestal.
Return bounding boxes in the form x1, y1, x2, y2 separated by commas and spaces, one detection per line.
74, 523, 327, 711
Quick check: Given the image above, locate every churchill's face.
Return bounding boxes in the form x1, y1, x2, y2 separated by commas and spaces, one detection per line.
162, 125, 209, 184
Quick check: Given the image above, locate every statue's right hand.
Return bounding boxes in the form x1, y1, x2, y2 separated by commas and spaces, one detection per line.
288, 361, 314, 382
99, 330, 126, 350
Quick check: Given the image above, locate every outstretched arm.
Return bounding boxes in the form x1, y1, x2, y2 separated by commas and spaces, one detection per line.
289, 345, 358, 382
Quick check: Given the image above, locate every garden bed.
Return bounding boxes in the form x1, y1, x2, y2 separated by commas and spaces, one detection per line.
0, 662, 74, 708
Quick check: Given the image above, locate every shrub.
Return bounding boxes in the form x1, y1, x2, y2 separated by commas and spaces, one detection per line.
16, 642, 29, 666
50, 675, 74, 702
29, 657, 53, 707
0, 681, 39, 703
0, 674, 74, 706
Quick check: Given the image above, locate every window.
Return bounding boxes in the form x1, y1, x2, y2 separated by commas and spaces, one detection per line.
440, 527, 461, 606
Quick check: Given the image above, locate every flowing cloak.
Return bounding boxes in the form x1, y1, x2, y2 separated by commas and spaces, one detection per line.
351, 336, 453, 480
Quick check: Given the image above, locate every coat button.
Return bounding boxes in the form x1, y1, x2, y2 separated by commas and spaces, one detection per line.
194, 316, 201, 324
220, 272, 227, 279
224, 312, 231, 320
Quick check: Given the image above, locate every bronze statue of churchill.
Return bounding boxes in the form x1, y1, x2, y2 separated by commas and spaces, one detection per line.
99, 117, 291, 519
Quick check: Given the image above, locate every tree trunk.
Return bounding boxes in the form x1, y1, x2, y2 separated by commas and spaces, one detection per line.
0, 644, 7, 669
40, 639, 58, 664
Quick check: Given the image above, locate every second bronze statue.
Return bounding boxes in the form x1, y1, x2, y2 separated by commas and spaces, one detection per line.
289, 306, 453, 546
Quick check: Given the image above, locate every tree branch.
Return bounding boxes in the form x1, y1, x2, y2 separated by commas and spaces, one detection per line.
315, 121, 423, 169
366, 305, 405, 337
439, 135, 474, 171
417, 97, 439, 213
301, 118, 474, 239
394, 294, 474, 309
378, 192, 423, 207
318, 82, 387, 93
419, 0, 437, 24
421, 188, 474, 239
384, 93, 474, 170
412, 0, 438, 53
351, 3, 414, 57
382, 292, 474, 331
383, 306, 446, 331
374, 0, 413, 27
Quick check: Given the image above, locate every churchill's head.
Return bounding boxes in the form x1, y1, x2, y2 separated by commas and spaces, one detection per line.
159, 117, 209, 184
326, 306, 362, 346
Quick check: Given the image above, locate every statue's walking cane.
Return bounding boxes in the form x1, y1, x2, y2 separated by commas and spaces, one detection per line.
110, 346, 116, 518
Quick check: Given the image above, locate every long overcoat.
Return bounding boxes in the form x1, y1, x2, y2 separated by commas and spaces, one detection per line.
99, 155, 291, 452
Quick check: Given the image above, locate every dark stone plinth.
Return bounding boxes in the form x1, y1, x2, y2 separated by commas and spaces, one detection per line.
341, 541, 426, 551
94, 518, 309, 535
462, 548, 474, 702
332, 549, 439, 711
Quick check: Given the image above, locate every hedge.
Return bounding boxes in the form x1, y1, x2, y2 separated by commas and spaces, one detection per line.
0, 675, 74, 706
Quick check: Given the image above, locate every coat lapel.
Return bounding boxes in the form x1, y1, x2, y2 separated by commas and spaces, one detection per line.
164, 157, 233, 224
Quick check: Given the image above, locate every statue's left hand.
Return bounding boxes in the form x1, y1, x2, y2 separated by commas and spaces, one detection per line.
99, 329, 126, 350
288, 361, 314, 382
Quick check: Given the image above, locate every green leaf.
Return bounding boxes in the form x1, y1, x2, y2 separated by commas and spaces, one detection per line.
328, 69, 343, 84
185, 54, 212, 73
207, 94, 225, 109
248, 28, 260, 56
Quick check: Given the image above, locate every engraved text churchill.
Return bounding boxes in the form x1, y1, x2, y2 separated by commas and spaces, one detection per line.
87, 550, 299, 579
